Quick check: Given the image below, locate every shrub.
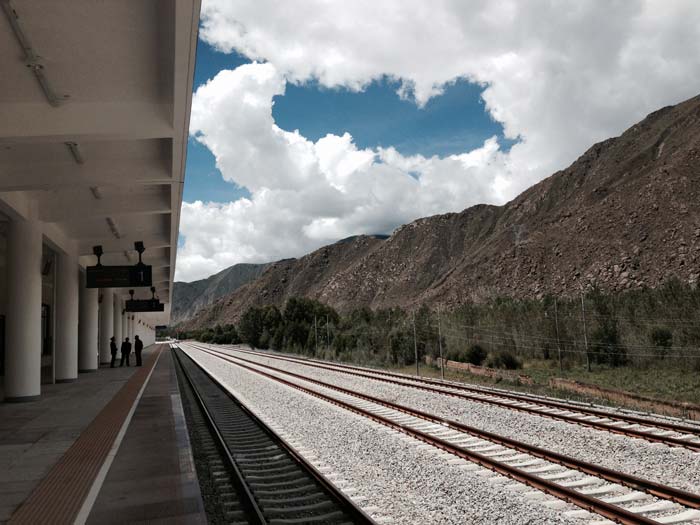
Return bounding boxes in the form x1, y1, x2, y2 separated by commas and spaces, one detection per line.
649, 328, 672, 358
487, 351, 522, 370
465, 345, 487, 366
258, 329, 270, 350
591, 322, 627, 367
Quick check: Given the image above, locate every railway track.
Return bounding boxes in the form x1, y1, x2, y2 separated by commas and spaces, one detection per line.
174, 346, 253, 523
172, 346, 376, 525
184, 342, 700, 525
219, 344, 700, 452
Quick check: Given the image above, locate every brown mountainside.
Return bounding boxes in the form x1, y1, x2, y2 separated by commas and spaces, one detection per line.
181, 94, 700, 329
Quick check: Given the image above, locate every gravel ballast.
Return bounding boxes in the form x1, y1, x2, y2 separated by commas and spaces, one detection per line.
215, 345, 700, 495
182, 345, 581, 525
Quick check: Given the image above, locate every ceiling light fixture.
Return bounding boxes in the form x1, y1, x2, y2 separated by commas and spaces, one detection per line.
106, 217, 121, 239
2, 0, 68, 107
89, 186, 102, 200
29, 63, 65, 107
65, 142, 84, 164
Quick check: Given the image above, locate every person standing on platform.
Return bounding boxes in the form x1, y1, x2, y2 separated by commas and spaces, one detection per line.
134, 335, 144, 366
109, 336, 118, 368
120, 337, 132, 367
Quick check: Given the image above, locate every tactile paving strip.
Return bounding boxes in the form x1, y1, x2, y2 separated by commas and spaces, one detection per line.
8, 345, 165, 525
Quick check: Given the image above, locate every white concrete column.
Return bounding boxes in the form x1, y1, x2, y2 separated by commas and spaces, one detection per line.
78, 271, 98, 372
99, 288, 114, 364
112, 294, 122, 348
55, 251, 79, 382
121, 307, 127, 344
134, 316, 141, 342
5, 217, 43, 401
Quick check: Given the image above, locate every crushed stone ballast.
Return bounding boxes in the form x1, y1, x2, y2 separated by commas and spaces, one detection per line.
184, 342, 700, 525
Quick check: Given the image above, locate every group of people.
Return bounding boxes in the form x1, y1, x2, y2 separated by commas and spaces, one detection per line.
109, 335, 144, 368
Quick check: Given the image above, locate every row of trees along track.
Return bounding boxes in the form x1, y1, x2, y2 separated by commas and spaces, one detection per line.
175, 282, 700, 373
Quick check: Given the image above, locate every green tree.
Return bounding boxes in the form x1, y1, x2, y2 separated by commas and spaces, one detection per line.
238, 306, 265, 347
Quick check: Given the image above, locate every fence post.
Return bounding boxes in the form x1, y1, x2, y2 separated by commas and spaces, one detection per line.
314, 315, 318, 354
437, 307, 445, 380
554, 298, 562, 373
412, 310, 419, 376
580, 292, 591, 372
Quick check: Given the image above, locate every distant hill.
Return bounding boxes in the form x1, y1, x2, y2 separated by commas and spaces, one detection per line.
171, 263, 268, 324
180, 94, 700, 329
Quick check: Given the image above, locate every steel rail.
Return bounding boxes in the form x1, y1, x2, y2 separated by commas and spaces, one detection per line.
189, 343, 700, 517
234, 345, 700, 434
175, 346, 377, 525
174, 348, 267, 523
188, 344, 661, 525
227, 345, 700, 450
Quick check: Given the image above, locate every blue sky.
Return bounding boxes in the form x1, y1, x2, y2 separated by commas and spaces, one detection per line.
183, 42, 510, 204
177, 2, 699, 283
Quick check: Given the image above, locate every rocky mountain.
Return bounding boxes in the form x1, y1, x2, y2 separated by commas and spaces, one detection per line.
171, 263, 268, 324
180, 94, 700, 329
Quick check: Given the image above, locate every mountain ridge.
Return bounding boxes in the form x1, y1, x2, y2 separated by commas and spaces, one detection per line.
177, 94, 700, 329
171, 262, 269, 324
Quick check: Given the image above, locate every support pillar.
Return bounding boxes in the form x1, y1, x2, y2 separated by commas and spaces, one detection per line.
134, 316, 140, 342
99, 288, 114, 365
113, 294, 122, 349
78, 271, 98, 372
55, 251, 79, 382
5, 217, 42, 401
121, 307, 127, 345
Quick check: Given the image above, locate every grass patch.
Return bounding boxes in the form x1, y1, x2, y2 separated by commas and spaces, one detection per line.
390, 360, 700, 408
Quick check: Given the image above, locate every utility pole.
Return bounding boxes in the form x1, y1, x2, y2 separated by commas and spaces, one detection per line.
314, 315, 318, 354
437, 307, 445, 379
580, 291, 591, 372
387, 309, 392, 359
326, 314, 330, 353
412, 310, 419, 376
554, 298, 562, 373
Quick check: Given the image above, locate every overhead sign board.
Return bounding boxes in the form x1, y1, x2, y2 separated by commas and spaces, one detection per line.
125, 298, 165, 312
86, 264, 152, 289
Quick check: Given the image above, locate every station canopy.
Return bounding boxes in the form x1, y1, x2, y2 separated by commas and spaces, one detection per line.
0, 0, 200, 324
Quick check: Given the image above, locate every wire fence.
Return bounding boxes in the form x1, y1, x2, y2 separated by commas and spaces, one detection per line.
183, 292, 700, 371
325, 309, 700, 367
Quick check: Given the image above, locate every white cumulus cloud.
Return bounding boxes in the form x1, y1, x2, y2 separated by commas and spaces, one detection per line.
176, 0, 700, 281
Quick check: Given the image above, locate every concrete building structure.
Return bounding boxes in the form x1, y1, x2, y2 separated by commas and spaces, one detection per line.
0, 0, 199, 401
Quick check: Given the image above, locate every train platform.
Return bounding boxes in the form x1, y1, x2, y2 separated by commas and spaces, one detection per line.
0, 344, 205, 524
